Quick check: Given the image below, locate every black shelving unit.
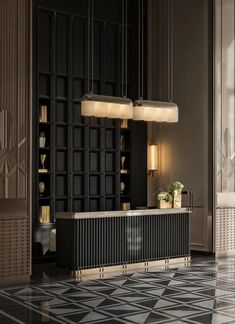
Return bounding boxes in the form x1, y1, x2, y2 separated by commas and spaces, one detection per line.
120, 121, 131, 209
33, 1, 147, 260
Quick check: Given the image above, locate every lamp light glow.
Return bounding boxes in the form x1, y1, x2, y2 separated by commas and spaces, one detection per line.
81, 94, 133, 119
147, 144, 158, 175
133, 100, 178, 123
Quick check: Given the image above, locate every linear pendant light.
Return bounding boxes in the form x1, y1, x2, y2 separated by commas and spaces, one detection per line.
133, 100, 178, 122
81, 0, 133, 119
81, 94, 133, 119
133, 0, 178, 123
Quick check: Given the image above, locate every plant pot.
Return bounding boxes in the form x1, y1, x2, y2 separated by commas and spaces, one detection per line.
158, 200, 172, 209
173, 190, 182, 208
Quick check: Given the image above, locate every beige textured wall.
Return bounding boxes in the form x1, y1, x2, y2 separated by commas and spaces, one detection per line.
147, 0, 213, 252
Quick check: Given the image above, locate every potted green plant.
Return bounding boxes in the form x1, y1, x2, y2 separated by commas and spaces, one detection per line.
169, 181, 184, 208
153, 191, 173, 209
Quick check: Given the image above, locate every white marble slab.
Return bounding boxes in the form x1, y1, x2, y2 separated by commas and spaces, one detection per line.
55, 208, 190, 220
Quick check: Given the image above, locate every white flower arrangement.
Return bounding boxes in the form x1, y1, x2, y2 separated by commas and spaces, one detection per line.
153, 191, 173, 202
169, 181, 184, 192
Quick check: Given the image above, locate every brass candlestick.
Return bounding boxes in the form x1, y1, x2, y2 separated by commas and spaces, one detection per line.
40, 154, 46, 169
39, 154, 48, 173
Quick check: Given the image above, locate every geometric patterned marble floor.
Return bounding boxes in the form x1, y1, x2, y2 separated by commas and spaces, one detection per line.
2, 258, 235, 323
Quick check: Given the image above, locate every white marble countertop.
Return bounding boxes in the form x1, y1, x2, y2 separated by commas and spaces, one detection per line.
55, 208, 190, 220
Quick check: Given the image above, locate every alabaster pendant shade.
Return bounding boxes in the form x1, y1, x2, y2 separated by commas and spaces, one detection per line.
81, 94, 133, 119
133, 100, 178, 123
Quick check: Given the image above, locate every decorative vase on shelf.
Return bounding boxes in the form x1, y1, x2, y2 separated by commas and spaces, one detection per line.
120, 135, 125, 151
39, 132, 46, 148
120, 181, 125, 194
121, 156, 126, 170
39, 182, 45, 196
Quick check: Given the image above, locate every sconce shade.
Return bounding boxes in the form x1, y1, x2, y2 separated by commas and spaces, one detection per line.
148, 144, 158, 171
133, 100, 178, 122
81, 94, 133, 119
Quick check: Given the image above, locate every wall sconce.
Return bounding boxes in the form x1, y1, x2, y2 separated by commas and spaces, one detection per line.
147, 144, 158, 176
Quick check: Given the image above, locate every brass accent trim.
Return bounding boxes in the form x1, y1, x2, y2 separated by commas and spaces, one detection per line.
74, 256, 191, 277
38, 169, 49, 173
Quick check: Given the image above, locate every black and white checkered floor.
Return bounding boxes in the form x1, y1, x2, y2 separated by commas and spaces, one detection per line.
2, 258, 235, 323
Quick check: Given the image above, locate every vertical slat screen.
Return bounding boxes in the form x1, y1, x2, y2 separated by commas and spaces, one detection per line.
57, 212, 190, 270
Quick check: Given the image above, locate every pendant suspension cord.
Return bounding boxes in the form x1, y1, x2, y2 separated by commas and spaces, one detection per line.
141, 0, 144, 100
91, 0, 94, 93
167, 0, 170, 102
138, 0, 141, 99
125, 0, 128, 98
168, 0, 173, 102
87, 0, 90, 93
121, 0, 124, 97
170, 0, 173, 102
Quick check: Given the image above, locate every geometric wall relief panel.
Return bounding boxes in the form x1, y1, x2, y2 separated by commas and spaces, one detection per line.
217, 128, 235, 192
0, 109, 27, 197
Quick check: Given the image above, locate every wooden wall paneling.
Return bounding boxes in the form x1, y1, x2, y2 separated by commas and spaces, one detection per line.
0, 0, 31, 280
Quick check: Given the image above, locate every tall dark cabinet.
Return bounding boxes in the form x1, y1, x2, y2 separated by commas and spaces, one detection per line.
33, 0, 147, 260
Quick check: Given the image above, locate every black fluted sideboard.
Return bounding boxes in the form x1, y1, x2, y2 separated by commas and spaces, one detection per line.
55, 208, 191, 273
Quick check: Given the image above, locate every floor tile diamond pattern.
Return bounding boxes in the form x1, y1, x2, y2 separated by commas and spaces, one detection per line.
3, 258, 235, 323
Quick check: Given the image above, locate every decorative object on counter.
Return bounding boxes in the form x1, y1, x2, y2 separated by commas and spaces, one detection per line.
154, 191, 173, 209
120, 135, 125, 150
121, 119, 128, 128
39, 105, 48, 123
38, 182, 45, 196
39, 206, 50, 224
121, 202, 130, 211
39, 131, 46, 148
147, 144, 158, 176
39, 154, 48, 173
120, 181, 125, 194
169, 181, 184, 208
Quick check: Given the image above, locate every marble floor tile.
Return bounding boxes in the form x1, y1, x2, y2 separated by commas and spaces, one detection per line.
3, 256, 235, 323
